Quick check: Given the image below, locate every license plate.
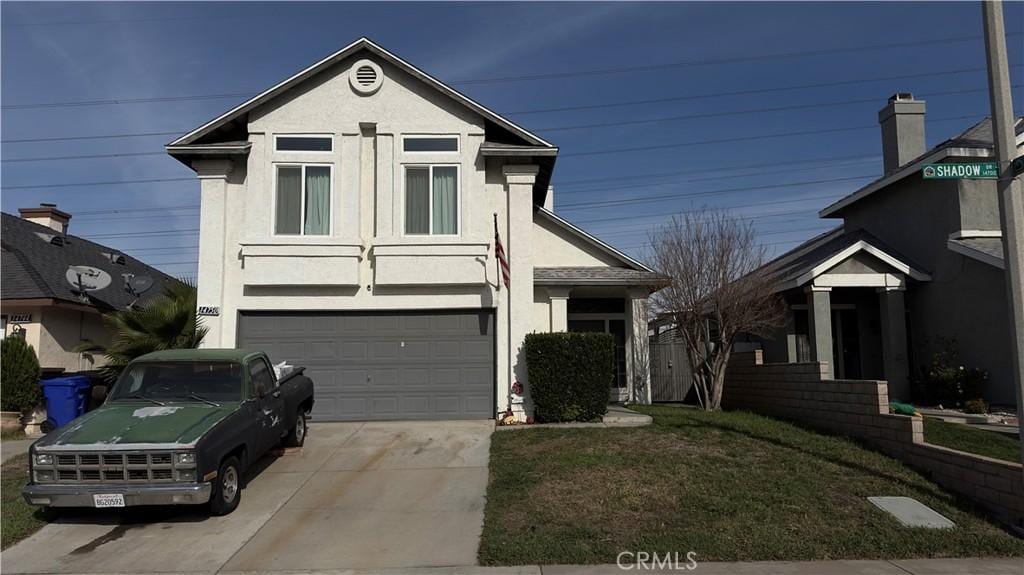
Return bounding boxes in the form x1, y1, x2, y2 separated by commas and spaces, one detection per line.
92, 493, 125, 508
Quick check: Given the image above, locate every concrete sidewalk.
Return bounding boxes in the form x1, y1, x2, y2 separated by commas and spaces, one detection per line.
58, 557, 1020, 574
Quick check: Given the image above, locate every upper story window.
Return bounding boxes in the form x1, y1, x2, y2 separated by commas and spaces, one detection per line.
275, 135, 333, 153
275, 164, 331, 235
402, 135, 459, 153
404, 165, 458, 236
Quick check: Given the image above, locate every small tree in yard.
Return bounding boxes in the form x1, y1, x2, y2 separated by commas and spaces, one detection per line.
79, 281, 207, 382
1, 337, 42, 413
649, 208, 784, 410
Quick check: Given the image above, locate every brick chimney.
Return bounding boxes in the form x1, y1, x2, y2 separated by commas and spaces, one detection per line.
19, 203, 71, 234
879, 93, 926, 174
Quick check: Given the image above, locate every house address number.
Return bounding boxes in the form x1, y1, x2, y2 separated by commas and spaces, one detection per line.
197, 306, 220, 317
8, 314, 32, 323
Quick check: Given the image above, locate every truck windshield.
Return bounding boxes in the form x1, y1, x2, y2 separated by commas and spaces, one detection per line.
108, 361, 243, 403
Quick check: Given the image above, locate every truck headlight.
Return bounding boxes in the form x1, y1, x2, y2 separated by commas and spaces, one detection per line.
34, 454, 53, 466
176, 452, 195, 465
35, 470, 55, 482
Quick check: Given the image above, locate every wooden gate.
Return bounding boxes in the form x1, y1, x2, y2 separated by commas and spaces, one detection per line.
650, 341, 694, 402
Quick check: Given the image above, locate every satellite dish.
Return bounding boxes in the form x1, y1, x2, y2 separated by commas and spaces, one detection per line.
128, 275, 155, 296
66, 265, 112, 294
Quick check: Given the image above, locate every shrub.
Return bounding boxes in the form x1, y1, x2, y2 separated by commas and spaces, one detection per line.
963, 399, 989, 414
1, 337, 42, 413
524, 332, 613, 423
913, 338, 989, 408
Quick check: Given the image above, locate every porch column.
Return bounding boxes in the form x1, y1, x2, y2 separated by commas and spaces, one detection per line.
548, 287, 570, 332
502, 165, 539, 420
194, 159, 234, 348
878, 287, 910, 400
626, 288, 652, 404
806, 286, 834, 378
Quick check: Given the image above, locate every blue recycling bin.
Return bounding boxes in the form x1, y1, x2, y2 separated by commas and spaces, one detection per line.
39, 375, 92, 431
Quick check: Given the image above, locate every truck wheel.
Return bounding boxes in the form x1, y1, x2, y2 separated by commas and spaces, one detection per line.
283, 409, 307, 448
209, 456, 241, 516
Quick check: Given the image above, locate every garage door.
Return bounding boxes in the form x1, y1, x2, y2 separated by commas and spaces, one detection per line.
237, 310, 494, 421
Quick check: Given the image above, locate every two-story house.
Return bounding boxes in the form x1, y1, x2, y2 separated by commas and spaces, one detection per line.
751, 93, 1023, 406
167, 38, 667, 422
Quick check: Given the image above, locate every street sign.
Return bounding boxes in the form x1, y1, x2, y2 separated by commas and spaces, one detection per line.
922, 163, 998, 179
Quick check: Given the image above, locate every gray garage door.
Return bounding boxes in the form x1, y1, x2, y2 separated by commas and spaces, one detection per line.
237, 310, 494, 421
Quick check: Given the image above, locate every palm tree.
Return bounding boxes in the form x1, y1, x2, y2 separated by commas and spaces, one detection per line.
79, 280, 208, 382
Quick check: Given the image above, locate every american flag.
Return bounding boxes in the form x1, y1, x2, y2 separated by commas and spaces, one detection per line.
493, 215, 510, 289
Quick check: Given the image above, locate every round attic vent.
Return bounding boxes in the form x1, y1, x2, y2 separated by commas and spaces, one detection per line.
349, 59, 383, 95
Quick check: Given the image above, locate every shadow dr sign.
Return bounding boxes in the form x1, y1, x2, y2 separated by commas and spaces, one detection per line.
922, 163, 998, 179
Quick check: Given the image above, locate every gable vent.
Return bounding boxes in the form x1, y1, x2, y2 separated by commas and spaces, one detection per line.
349, 59, 383, 95
356, 66, 377, 86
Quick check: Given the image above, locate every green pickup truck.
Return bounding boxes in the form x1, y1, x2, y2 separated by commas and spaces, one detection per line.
23, 349, 314, 515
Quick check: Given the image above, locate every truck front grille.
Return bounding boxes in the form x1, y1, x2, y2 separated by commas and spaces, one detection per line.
34, 451, 195, 484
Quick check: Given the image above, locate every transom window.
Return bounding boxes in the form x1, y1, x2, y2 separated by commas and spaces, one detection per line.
275, 165, 331, 235
275, 135, 333, 152
404, 165, 458, 235
403, 136, 459, 153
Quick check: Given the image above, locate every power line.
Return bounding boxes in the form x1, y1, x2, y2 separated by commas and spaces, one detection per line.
451, 33, 1017, 85
3, 131, 183, 144
560, 114, 980, 158
534, 86, 1016, 133
4, 32, 1018, 110
556, 153, 877, 188
506, 66, 1017, 115
85, 228, 199, 239
5, 177, 194, 190
558, 158, 878, 196
558, 174, 877, 210
74, 204, 200, 216
2, 151, 164, 164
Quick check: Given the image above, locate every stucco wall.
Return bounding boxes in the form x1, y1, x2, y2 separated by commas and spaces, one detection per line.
532, 215, 622, 267
839, 173, 1013, 404
2, 304, 108, 373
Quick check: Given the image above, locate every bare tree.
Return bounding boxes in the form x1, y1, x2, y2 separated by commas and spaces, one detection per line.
649, 208, 784, 410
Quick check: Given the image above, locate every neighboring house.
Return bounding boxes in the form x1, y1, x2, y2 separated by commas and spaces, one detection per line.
1, 205, 182, 374
166, 38, 667, 422
751, 93, 1023, 406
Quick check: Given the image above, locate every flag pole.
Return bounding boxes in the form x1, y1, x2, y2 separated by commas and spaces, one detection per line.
494, 212, 513, 419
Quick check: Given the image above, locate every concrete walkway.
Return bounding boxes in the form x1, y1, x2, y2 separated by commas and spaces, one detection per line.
496, 405, 653, 431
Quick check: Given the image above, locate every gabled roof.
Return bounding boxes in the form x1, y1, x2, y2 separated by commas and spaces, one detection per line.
820, 116, 1024, 218
761, 226, 931, 292
1, 213, 182, 310
535, 207, 655, 273
168, 37, 555, 151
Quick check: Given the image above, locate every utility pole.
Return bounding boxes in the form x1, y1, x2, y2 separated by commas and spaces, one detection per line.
982, 0, 1024, 474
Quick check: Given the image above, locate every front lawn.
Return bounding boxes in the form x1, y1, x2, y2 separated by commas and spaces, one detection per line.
922, 417, 1020, 463
479, 406, 1024, 565
2, 454, 53, 549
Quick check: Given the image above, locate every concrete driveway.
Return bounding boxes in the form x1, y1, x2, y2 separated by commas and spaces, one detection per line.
2, 420, 493, 574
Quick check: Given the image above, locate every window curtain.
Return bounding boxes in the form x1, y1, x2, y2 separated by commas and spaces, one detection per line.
304, 166, 330, 235
275, 167, 302, 234
432, 166, 457, 235
405, 167, 430, 234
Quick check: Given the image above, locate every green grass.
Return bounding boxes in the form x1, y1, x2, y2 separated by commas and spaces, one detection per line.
923, 417, 1020, 463
479, 406, 1024, 565
2, 454, 53, 549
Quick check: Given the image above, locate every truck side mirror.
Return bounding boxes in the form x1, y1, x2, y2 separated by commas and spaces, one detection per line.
91, 385, 108, 402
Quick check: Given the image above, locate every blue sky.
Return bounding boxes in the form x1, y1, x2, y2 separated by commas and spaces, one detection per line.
2, 1, 1022, 279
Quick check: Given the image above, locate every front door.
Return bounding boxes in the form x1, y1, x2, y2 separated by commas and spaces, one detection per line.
567, 319, 626, 389
832, 309, 862, 379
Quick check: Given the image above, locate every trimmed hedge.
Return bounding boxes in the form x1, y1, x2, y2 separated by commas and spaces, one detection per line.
524, 332, 613, 423
1, 337, 41, 413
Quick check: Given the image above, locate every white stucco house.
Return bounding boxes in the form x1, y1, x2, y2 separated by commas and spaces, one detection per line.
167, 38, 667, 422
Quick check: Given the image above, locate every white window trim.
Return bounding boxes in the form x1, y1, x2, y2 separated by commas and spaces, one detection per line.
273, 133, 334, 154
401, 134, 460, 154
402, 164, 461, 237
272, 163, 335, 237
